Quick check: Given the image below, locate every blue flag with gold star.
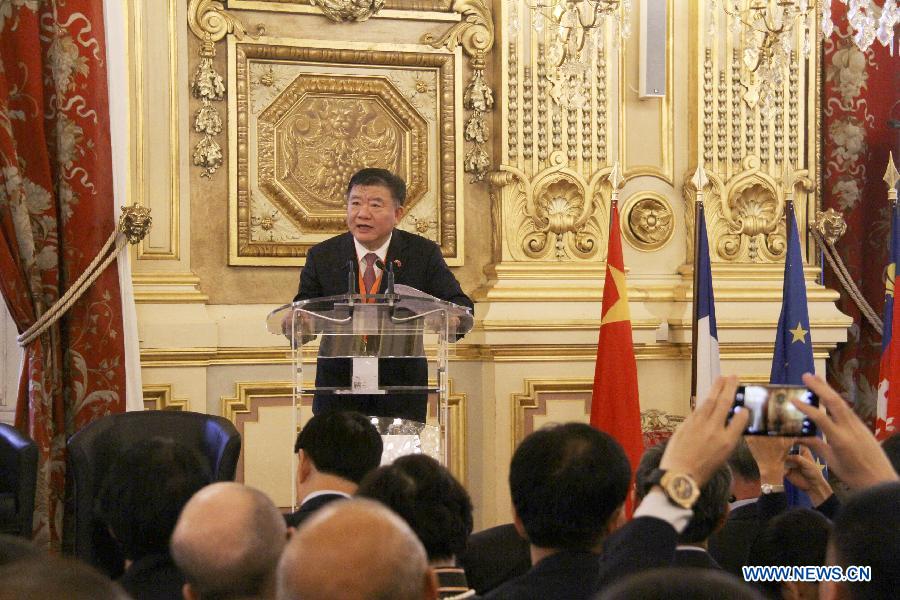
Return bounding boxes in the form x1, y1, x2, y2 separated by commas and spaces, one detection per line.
770, 203, 814, 384
770, 202, 816, 506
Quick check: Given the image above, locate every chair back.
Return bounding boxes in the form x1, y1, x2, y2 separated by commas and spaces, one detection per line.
64, 410, 241, 575
0, 423, 38, 538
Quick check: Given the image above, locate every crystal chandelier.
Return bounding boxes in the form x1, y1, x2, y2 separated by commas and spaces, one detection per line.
517, 0, 632, 108
822, 0, 899, 52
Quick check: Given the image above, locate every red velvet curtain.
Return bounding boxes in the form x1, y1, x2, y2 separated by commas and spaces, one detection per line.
0, 0, 125, 546
822, 2, 899, 425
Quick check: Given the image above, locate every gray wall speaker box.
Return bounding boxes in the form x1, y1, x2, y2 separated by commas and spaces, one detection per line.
639, 0, 667, 98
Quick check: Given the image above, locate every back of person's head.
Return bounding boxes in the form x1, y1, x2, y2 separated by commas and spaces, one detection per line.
357, 454, 473, 562
728, 439, 761, 483
294, 411, 383, 484
346, 168, 407, 206
881, 433, 900, 475
829, 482, 900, 600
635, 440, 732, 544
96, 436, 211, 560
172, 482, 287, 600
0, 554, 131, 600
277, 498, 436, 600
596, 567, 766, 600
747, 508, 831, 599
0, 534, 40, 567
509, 422, 630, 551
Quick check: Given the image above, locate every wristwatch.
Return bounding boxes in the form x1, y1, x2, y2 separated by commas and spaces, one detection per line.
647, 469, 700, 509
760, 483, 785, 494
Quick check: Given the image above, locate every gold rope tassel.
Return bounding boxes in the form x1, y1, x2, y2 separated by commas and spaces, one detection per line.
17, 205, 152, 348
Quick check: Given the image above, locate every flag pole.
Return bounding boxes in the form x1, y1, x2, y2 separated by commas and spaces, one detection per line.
886, 151, 899, 210
690, 164, 708, 409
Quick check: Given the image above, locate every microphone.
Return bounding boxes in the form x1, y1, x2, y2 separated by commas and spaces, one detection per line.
346, 259, 357, 296
374, 258, 395, 296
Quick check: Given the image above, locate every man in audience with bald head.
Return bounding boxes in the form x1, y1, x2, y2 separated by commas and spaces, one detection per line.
171, 482, 288, 600
277, 498, 438, 600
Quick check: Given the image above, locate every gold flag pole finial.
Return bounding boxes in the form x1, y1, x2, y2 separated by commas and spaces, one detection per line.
609, 162, 623, 204
691, 165, 709, 203
884, 151, 899, 204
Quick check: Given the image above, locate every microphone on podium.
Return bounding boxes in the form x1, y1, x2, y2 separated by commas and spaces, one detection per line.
374, 258, 395, 297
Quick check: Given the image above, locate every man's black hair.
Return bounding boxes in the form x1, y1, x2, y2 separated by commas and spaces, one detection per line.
727, 439, 761, 482
96, 437, 210, 560
830, 482, 900, 600
346, 168, 407, 207
294, 411, 383, 484
635, 440, 732, 544
0, 555, 132, 600
598, 567, 766, 600
357, 454, 473, 561
881, 433, 900, 475
509, 422, 630, 551
747, 508, 831, 599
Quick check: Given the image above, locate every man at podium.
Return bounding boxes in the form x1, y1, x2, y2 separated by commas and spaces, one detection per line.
294, 168, 473, 423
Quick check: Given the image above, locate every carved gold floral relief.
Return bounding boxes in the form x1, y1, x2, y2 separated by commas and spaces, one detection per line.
622, 194, 674, 252
230, 40, 462, 266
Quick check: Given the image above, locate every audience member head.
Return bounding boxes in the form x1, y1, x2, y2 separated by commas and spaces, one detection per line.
635, 440, 732, 544
172, 482, 287, 600
824, 482, 900, 600
728, 438, 762, 500
347, 168, 407, 207
0, 534, 40, 567
96, 436, 211, 561
881, 433, 900, 475
748, 508, 831, 600
358, 454, 473, 564
509, 422, 630, 552
597, 567, 766, 600
294, 411, 383, 501
277, 498, 437, 600
0, 554, 131, 600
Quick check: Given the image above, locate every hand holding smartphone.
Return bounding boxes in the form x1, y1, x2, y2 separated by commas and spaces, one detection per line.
729, 384, 819, 436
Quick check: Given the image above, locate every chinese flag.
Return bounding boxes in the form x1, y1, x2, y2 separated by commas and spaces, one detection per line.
591, 203, 643, 511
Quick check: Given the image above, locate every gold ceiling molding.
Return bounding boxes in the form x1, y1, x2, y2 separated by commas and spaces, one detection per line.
227, 0, 456, 17
229, 40, 463, 266
187, 0, 251, 177
220, 379, 467, 483
309, 0, 384, 21
424, 0, 494, 181
142, 384, 189, 411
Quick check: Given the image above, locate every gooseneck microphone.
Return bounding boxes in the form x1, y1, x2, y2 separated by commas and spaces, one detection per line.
346, 259, 357, 295
374, 258, 395, 296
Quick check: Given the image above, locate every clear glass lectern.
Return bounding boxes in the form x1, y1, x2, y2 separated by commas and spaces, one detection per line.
266, 286, 472, 506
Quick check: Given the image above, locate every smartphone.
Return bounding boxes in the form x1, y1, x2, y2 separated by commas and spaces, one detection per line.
730, 384, 818, 436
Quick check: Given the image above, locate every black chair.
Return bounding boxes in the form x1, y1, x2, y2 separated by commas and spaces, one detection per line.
64, 410, 241, 575
0, 423, 38, 538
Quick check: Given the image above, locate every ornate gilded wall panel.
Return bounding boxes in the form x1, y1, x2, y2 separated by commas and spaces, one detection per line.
227, 0, 455, 15
228, 39, 463, 265
684, 3, 820, 265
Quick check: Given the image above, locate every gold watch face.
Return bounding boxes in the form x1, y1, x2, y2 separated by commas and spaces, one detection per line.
661, 472, 700, 508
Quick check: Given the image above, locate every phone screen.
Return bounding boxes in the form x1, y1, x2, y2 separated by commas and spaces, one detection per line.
731, 384, 818, 436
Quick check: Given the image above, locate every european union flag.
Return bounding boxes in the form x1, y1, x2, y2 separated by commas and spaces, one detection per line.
770, 201, 816, 506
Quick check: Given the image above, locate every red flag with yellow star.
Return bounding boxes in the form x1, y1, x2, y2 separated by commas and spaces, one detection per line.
591, 202, 643, 488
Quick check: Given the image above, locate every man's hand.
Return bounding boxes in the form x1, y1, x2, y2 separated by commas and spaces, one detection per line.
790, 373, 898, 490
660, 375, 750, 485
784, 445, 833, 506
745, 437, 794, 486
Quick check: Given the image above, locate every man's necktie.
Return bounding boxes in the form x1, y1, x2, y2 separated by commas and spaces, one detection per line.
362, 253, 378, 294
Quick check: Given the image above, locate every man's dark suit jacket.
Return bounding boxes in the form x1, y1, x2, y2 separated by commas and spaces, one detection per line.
294, 229, 473, 422
118, 552, 185, 600
480, 517, 678, 600
458, 523, 532, 595
673, 547, 722, 569
284, 492, 347, 528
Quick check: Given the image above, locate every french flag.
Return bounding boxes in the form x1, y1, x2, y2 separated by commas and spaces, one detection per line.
693, 193, 720, 405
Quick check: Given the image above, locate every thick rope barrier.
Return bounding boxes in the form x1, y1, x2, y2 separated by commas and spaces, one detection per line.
17, 206, 152, 348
